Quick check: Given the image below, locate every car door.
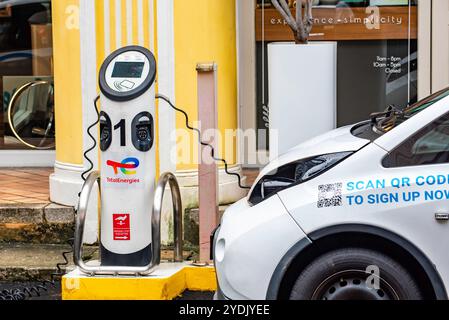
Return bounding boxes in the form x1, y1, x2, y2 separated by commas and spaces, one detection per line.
374, 111, 449, 284
381, 111, 449, 213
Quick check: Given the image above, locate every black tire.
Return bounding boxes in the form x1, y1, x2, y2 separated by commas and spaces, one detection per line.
289, 248, 422, 300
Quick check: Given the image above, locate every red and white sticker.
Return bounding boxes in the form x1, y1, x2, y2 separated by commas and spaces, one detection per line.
113, 213, 130, 241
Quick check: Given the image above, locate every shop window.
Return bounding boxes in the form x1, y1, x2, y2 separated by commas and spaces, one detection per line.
255, 0, 418, 151
0, 0, 54, 150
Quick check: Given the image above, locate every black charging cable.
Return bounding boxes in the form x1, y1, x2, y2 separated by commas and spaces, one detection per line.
81, 96, 101, 182
156, 94, 251, 190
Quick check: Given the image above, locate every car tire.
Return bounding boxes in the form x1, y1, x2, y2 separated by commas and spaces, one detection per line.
289, 247, 422, 300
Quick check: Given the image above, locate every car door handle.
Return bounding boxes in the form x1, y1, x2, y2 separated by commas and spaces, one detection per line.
435, 213, 449, 221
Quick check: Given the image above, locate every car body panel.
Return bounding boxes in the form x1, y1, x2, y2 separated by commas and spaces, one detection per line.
214, 196, 308, 300
249, 125, 371, 196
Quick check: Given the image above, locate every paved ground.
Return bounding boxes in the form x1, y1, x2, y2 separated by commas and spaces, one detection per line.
176, 291, 214, 300
0, 281, 213, 300
0, 245, 213, 300
0, 244, 75, 281
0, 168, 52, 204
0, 281, 61, 300
0, 243, 198, 281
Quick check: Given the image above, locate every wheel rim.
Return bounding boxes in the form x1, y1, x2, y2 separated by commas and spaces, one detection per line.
311, 270, 400, 300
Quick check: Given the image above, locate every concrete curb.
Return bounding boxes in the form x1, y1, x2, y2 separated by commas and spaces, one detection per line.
0, 203, 75, 244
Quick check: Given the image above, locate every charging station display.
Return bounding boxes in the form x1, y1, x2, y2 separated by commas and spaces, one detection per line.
112, 62, 145, 78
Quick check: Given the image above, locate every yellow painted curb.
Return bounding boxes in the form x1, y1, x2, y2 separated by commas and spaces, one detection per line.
62, 265, 217, 300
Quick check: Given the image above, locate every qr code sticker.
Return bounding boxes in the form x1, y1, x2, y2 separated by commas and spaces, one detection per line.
317, 183, 343, 208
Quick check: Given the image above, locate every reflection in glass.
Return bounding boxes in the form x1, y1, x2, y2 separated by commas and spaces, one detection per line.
7, 80, 54, 150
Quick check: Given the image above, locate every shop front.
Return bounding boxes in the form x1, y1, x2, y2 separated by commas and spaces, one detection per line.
0, 0, 55, 166
237, 0, 449, 167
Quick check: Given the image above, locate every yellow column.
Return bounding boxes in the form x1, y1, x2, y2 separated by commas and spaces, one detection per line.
52, 0, 83, 165
173, 0, 238, 170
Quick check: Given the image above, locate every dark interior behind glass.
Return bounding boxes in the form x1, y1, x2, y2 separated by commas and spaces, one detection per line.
0, 0, 54, 150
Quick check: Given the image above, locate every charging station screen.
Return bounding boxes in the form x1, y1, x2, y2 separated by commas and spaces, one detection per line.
112, 62, 145, 78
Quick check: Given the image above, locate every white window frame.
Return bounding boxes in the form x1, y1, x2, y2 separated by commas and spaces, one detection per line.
236, 0, 269, 168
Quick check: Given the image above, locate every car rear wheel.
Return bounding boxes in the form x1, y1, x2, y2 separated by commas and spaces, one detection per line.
289, 248, 422, 300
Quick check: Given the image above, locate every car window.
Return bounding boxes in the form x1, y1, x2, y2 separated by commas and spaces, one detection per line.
383, 112, 449, 168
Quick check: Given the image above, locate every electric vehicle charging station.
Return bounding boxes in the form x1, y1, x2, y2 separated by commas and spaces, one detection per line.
62, 46, 218, 300
71, 46, 184, 276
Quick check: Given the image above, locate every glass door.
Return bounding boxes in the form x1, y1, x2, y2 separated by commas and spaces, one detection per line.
247, 0, 418, 164
0, 0, 54, 151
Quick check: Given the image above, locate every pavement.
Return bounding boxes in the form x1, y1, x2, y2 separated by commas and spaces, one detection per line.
0, 168, 52, 204
176, 291, 214, 300
0, 243, 76, 281
0, 281, 213, 300
0, 243, 198, 280
0, 281, 62, 300
0, 245, 214, 300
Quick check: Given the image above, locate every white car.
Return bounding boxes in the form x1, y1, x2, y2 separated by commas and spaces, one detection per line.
213, 87, 449, 300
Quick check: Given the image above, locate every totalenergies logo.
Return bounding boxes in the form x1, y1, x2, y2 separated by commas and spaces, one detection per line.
107, 157, 140, 175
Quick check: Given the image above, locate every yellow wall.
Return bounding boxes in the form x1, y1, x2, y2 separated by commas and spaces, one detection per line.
52, 0, 83, 165
94, 0, 155, 72
174, 0, 238, 170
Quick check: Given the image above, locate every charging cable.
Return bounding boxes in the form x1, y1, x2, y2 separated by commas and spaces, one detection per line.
81, 96, 101, 182
156, 94, 251, 190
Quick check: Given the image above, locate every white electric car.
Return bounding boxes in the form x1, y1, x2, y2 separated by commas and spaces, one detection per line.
213, 87, 449, 300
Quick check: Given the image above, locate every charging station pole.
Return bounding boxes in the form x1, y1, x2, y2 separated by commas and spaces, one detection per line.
197, 62, 219, 263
